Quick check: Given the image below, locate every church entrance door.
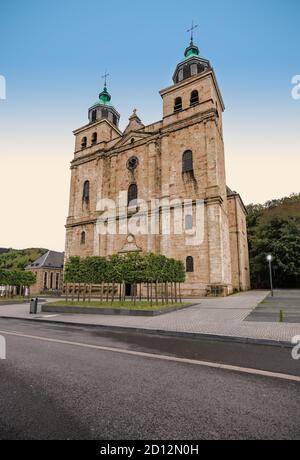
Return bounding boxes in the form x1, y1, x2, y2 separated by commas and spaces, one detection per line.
125, 284, 132, 297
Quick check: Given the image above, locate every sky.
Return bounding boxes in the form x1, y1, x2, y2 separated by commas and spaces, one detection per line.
0, 0, 299, 251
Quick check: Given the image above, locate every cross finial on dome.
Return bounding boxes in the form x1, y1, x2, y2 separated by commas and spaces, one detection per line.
101, 70, 110, 89
187, 21, 198, 44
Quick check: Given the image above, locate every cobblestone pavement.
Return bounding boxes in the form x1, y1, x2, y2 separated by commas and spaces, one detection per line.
1, 291, 300, 343
246, 290, 300, 323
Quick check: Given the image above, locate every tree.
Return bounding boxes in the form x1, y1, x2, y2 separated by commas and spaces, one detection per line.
248, 212, 300, 288
62, 253, 186, 305
121, 253, 144, 304
64, 256, 81, 301
0, 269, 36, 297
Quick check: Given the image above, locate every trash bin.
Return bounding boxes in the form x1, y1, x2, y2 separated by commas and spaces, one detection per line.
29, 298, 38, 314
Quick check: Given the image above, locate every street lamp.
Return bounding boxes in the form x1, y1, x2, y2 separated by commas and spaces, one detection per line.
267, 255, 274, 297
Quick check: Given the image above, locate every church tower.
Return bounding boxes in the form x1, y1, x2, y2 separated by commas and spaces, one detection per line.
157, 35, 233, 295
65, 79, 123, 261
65, 34, 250, 297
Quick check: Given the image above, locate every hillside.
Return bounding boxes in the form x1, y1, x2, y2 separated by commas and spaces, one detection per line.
246, 193, 300, 288
0, 248, 48, 270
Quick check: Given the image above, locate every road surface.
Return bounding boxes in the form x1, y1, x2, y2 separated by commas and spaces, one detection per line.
0, 318, 299, 440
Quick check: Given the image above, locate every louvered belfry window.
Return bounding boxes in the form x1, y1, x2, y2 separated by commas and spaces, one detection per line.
174, 97, 182, 112
190, 90, 199, 106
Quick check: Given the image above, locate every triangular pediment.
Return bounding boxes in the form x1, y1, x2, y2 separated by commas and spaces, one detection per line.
118, 234, 142, 254
114, 131, 152, 148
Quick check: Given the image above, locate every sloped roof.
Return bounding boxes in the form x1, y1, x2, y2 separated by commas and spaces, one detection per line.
26, 251, 64, 270
226, 186, 248, 214
226, 186, 236, 196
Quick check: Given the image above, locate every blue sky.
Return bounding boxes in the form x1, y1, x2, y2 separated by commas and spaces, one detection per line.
0, 0, 299, 250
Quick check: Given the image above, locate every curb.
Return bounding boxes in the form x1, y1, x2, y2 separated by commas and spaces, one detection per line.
0, 300, 30, 306
41, 302, 197, 317
0, 315, 294, 348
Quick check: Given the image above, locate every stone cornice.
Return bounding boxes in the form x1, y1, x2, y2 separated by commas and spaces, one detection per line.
205, 195, 224, 206
71, 108, 218, 168
65, 217, 97, 228
73, 117, 123, 137
65, 196, 228, 229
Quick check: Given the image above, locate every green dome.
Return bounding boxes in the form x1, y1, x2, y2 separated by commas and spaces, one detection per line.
99, 86, 111, 104
184, 41, 200, 59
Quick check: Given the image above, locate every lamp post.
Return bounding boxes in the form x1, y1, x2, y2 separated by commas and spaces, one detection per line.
266, 255, 274, 297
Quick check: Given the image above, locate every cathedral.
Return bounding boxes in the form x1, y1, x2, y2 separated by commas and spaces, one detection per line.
65, 36, 250, 297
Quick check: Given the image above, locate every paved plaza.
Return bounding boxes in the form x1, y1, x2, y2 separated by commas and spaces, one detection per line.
246, 290, 300, 323
1, 290, 300, 344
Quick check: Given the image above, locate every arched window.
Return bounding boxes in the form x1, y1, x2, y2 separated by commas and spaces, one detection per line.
128, 183, 138, 206
177, 69, 183, 83
191, 64, 198, 76
185, 214, 193, 230
83, 180, 90, 203
174, 97, 182, 112
91, 132, 97, 144
50, 272, 53, 289
81, 231, 86, 245
190, 90, 199, 106
186, 256, 194, 273
55, 273, 59, 290
112, 114, 117, 126
182, 150, 193, 173
81, 136, 87, 149
43, 272, 48, 289
91, 110, 97, 123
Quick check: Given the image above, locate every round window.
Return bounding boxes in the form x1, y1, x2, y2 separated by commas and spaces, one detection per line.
127, 156, 139, 171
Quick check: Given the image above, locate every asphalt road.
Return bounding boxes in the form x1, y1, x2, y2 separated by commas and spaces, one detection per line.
0, 318, 299, 440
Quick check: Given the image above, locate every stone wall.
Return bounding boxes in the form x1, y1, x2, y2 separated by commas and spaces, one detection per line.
227, 194, 251, 291
27, 267, 63, 295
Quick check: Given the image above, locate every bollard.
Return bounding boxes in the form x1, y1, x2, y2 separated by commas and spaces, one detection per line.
279, 309, 284, 323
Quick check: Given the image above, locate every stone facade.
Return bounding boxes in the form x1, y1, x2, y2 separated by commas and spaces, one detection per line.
65, 41, 250, 297
227, 190, 251, 291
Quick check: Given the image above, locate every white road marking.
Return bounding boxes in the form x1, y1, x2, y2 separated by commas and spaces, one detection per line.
0, 328, 299, 383
39, 315, 60, 318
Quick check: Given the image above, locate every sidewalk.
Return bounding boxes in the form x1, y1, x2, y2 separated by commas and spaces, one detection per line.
1, 291, 300, 344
